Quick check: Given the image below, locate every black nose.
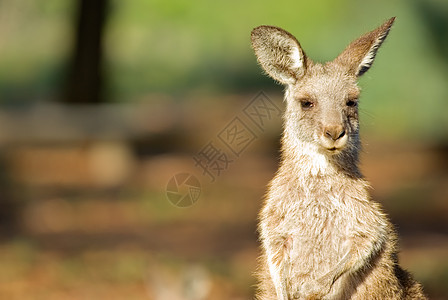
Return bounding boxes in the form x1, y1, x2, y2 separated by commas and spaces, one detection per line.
324, 125, 346, 141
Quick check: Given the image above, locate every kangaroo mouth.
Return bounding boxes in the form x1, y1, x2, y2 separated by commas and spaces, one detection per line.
323, 146, 343, 155
320, 141, 347, 154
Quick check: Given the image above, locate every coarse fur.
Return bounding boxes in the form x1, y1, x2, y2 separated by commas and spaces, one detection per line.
251, 18, 427, 299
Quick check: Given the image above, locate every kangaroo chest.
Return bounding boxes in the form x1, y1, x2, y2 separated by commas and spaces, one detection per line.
264, 178, 376, 277
284, 189, 353, 267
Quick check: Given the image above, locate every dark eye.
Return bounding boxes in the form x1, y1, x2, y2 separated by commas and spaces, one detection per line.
300, 100, 315, 110
346, 99, 358, 107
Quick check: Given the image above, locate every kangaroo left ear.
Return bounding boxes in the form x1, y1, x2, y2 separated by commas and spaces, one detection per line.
335, 17, 395, 77
251, 25, 308, 85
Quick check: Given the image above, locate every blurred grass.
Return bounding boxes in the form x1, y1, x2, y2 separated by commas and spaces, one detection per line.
0, 0, 447, 138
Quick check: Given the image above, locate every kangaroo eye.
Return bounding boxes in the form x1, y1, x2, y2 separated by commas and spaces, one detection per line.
300, 100, 314, 110
346, 99, 358, 107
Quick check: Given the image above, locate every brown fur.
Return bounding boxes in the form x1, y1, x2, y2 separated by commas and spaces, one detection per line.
251, 18, 427, 299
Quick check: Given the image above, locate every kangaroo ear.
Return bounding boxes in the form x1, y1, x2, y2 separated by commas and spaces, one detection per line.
335, 17, 395, 77
251, 25, 307, 85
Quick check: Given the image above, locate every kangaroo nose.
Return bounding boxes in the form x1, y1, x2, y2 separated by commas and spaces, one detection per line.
324, 125, 346, 141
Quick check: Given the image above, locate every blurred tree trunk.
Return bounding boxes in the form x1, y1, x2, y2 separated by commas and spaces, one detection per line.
0, 154, 21, 237
64, 0, 109, 104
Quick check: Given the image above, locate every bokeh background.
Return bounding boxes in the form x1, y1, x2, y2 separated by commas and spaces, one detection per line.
0, 0, 447, 299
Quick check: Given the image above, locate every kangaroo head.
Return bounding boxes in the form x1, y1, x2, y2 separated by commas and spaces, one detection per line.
251, 18, 395, 159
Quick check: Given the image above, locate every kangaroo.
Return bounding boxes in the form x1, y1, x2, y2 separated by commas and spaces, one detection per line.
251, 18, 427, 299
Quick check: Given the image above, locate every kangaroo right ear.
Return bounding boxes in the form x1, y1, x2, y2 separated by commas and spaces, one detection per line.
251, 26, 307, 85
335, 17, 395, 77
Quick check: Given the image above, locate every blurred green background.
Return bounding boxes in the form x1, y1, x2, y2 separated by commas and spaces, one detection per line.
0, 0, 447, 299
